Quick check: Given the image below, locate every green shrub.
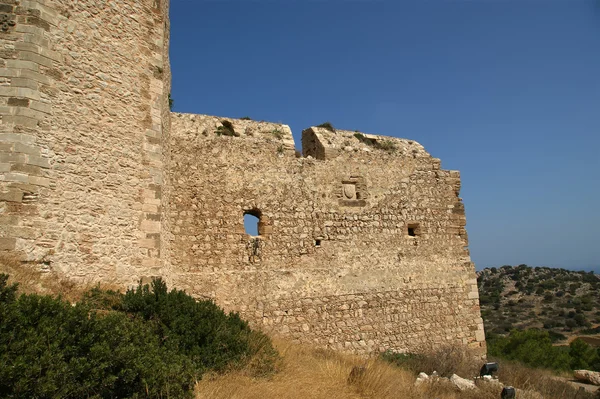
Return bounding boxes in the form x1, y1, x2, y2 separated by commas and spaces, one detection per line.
117, 278, 269, 373
488, 329, 571, 371
569, 339, 599, 370
488, 329, 600, 372
0, 275, 277, 398
316, 122, 335, 132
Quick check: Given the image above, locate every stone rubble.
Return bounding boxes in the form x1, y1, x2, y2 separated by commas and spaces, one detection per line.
574, 370, 600, 386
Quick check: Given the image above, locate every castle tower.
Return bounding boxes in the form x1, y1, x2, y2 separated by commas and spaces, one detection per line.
0, 0, 171, 284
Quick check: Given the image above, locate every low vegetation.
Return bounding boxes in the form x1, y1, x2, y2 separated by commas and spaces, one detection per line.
197, 340, 595, 399
215, 120, 238, 137
2, 256, 598, 398
353, 133, 397, 153
270, 128, 284, 140
0, 273, 276, 398
478, 264, 600, 340
488, 329, 600, 372
316, 121, 335, 132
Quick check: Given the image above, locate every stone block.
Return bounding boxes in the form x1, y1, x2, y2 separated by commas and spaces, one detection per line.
13, 142, 40, 156
28, 175, 49, 187
28, 100, 51, 114
0, 237, 16, 250
2, 115, 38, 129
11, 106, 45, 120
0, 86, 40, 100
25, 155, 49, 168
140, 220, 161, 234
0, 153, 27, 164
475, 330, 485, 342
0, 68, 19, 78
19, 69, 51, 85
139, 238, 159, 249
14, 23, 45, 36
10, 77, 39, 91
0, 189, 22, 202
4, 172, 29, 183
0, 133, 35, 144
5, 59, 39, 72
14, 42, 39, 53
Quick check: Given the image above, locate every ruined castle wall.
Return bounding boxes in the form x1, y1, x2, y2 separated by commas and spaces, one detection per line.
169, 114, 485, 354
0, 0, 170, 283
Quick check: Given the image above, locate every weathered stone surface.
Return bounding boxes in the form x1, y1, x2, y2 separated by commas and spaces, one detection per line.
450, 374, 476, 391
0, 0, 484, 357
165, 114, 485, 355
574, 370, 600, 386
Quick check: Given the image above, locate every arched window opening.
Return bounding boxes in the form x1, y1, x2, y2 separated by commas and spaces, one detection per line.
244, 210, 261, 236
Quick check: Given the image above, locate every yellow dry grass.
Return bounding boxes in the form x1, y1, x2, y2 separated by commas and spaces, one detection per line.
196, 339, 597, 399
196, 340, 500, 399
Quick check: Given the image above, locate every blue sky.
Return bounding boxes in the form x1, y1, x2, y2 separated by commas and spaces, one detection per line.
170, 1, 600, 272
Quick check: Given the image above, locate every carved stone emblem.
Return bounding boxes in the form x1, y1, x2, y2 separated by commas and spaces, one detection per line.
343, 183, 356, 200
339, 176, 367, 207
0, 14, 16, 32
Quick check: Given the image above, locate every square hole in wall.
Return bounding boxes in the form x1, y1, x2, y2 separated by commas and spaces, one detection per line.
407, 223, 420, 237
315, 239, 322, 247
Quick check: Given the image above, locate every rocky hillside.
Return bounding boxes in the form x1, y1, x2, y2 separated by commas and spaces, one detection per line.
477, 265, 600, 341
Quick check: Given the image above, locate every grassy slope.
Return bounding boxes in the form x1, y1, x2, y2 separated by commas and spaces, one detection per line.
2, 254, 598, 398
196, 339, 594, 399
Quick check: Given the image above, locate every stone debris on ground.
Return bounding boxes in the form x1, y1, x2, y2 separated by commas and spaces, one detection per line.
450, 374, 477, 391
575, 370, 600, 386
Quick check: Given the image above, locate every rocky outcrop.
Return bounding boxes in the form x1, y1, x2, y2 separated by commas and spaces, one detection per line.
574, 370, 600, 386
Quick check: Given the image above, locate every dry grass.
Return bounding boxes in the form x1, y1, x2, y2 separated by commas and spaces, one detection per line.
0, 252, 121, 302
496, 360, 597, 399
383, 345, 483, 378
196, 340, 598, 399
196, 340, 498, 399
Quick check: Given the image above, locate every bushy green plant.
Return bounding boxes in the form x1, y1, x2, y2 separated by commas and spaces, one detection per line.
118, 278, 268, 373
0, 275, 277, 398
488, 329, 600, 372
569, 338, 599, 370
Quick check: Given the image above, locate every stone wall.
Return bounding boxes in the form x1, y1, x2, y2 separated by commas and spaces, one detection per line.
168, 114, 485, 354
0, 0, 484, 356
0, 0, 170, 284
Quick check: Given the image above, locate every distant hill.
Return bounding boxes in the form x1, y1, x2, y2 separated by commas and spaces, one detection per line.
477, 265, 600, 342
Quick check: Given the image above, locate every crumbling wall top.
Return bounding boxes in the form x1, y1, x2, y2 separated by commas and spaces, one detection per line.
302, 126, 433, 162
171, 113, 295, 150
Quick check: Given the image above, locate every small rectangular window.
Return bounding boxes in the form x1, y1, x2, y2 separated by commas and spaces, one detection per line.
407, 223, 420, 237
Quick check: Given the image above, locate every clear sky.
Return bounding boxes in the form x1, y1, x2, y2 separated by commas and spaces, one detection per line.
169, 0, 600, 272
